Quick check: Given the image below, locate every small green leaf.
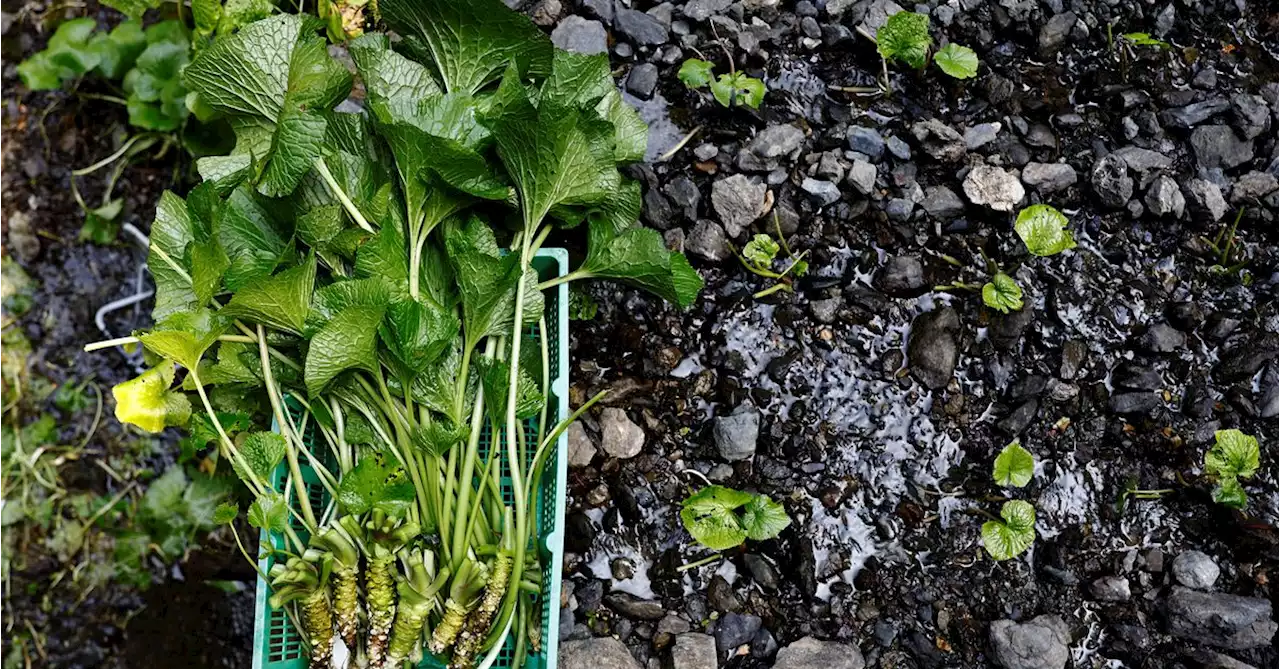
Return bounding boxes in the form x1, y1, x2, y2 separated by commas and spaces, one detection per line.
742, 234, 779, 269
138, 308, 229, 370
1122, 32, 1169, 48
739, 494, 790, 541
247, 490, 290, 532
336, 450, 415, 517
578, 218, 703, 309
1014, 204, 1076, 256
111, 361, 192, 433
677, 58, 715, 88
410, 420, 464, 457
981, 500, 1036, 561
877, 11, 932, 69
80, 199, 124, 245
679, 485, 756, 550
934, 43, 979, 79
1211, 477, 1248, 510
236, 432, 287, 485
1205, 429, 1260, 480
710, 72, 766, 109
212, 502, 238, 525
982, 272, 1024, 314
221, 255, 317, 335
992, 441, 1035, 488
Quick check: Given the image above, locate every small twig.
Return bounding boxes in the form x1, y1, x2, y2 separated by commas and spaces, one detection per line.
676, 553, 723, 572
658, 125, 702, 162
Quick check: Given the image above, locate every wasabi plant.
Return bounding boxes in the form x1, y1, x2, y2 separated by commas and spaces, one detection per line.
680, 485, 789, 553
87, 2, 702, 667
980, 443, 1037, 561
731, 215, 808, 299
1204, 429, 1260, 510
870, 11, 980, 92
1014, 204, 1076, 256
677, 57, 766, 109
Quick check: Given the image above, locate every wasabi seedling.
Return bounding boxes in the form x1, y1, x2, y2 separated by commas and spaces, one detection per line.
1204, 429, 1260, 510
981, 500, 1036, 561
1015, 204, 1076, 256
859, 11, 980, 93
731, 215, 808, 299
680, 485, 790, 552
678, 57, 766, 109
992, 441, 1034, 488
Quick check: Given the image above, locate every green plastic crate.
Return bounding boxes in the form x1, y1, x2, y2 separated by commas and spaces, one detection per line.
253, 249, 571, 669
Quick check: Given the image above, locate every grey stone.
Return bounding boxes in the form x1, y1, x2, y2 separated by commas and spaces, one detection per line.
1090, 576, 1131, 602
1231, 170, 1278, 203
581, 0, 613, 22
1144, 175, 1186, 218
1039, 12, 1077, 56
1021, 162, 1077, 194
1184, 178, 1228, 220
908, 307, 961, 390
846, 126, 885, 161
604, 592, 666, 620
1091, 154, 1133, 209
1159, 98, 1230, 128
963, 165, 1025, 212
560, 636, 642, 669
614, 7, 668, 44
874, 256, 927, 297
743, 553, 779, 590
816, 152, 845, 182
801, 178, 841, 207
885, 198, 914, 220
964, 122, 1002, 150
711, 174, 767, 232
693, 143, 718, 160
989, 615, 1071, 669
886, 135, 911, 160
856, 0, 906, 37
922, 186, 966, 218
664, 176, 700, 221
687, 220, 728, 261
682, 0, 730, 21
714, 406, 759, 461
599, 408, 645, 458
774, 637, 865, 669
1172, 550, 1220, 589
1166, 587, 1277, 650
1141, 322, 1186, 352
1232, 94, 1271, 139
809, 297, 840, 324
825, 0, 857, 17
551, 16, 609, 53
567, 422, 596, 467
846, 159, 877, 195
1185, 650, 1261, 669
911, 119, 966, 162
714, 613, 762, 654
1190, 125, 1254, 169
1110, 392, 1160, 414
670, 633, 717, 669
624, 63, 659, 99
750, 124, 805, 160
1114, 146, 1173, 174
6, 211, 39, 264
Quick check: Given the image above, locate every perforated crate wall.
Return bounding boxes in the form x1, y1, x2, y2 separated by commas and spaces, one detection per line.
253, 249, 570, 669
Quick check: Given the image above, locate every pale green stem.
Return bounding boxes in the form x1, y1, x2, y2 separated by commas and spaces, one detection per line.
314, 157, 374, 233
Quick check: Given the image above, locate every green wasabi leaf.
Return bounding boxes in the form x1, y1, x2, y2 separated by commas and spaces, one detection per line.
102, 0, 162, 20
112, 361, 192, 433
18, 18, 100, 90
982, 272, 1023, 314
877, 11, 932, 69
306, 278, 394, 332
680, 485, 753, 551
1211, 477, 1248, 510
710, 72, 765, 109
934, 43, 979, 79
221, 254, 317, 334
1205, 429, 1260, 480
336, 450, 415, 517
304, 305, 386, 395
212, 502, 239, 525
378, 298, 460, 385
196, 342, 261, 387
477, 358, 545, 426
992, 441, 1034, 488
236, 431, 287, 484
981, 500, 1036, 561
379, 0, 553, 95
219, 186, 290, 290
677, 58, 715, 88
739, 494, 790, 541
138, 308, 229, 370
410, 420, 465, 457
248, 490, 290, 532
1015, 204, 1076, 256
742, 234, 779, 269
89, 20, 147, 80
578, 219, 704, 309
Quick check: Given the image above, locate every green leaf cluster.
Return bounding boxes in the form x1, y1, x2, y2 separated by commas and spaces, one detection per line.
982, 272, 1023, 314
981, 500, 1036, 561
875, 12, 980, 81
680, 485, 790, 551
676, 58, 765, 109
1204, 429, 1260, 510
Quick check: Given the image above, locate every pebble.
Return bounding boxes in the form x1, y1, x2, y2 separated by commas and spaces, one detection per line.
714, 405, 759, 461
989, 615, 1071, 669
624, 63, 659, 99
1021, 162, 1077, 194
560, 637, 642, 669
567, 422, 596, 467
910, 119, 966, 162
1090, 154, 1133, 209
873, 256, 927, 297
907, 307, 961, 390
1109, 392, 1160, 415
1090, 576, 1132, 602
964, 122, 1001, 150
1140, 322, 1186, 353
800, 178, 841, 207
1190, 125, 1254, 169
846, 126, 885, 161
550, 16, 608, 54
681, 0, 730, 21
669, 633, 717, 669
1159, 98, 1231, 128
604, 592, 666, 620
963, 164, 1025, 212
614, 7, 669, 45
886, 135, 911, 160
714, 613, 762, 655
686, 220, 728, 261
1038, 12, 1076, 56
749, 124, 805, 160
1166, 587, 1277, 650
710, 174, 767, 233
1171, 550, 1220, 590
599, 408, 645, 458
744, 553, 779, 590
1184, 178, 1228, 220
846, 159, 877, 195
922, 185, 966, 218
774, 637, 866, 669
